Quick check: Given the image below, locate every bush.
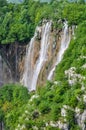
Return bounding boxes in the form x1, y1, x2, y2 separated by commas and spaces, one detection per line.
39, 101, 51, 114
0, 84, 30, 129
50, 103, 61, 121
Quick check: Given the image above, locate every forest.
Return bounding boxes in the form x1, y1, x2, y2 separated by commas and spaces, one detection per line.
0, 0, 86, 130
0, 0, 86, 44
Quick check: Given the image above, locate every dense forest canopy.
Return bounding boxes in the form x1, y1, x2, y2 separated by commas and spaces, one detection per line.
0, 0, 86, 44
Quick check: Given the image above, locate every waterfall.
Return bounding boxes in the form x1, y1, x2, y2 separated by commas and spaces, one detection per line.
47, 21, 71, 80
21, 30, 37, 89
22, 22, 51, 91
30, 22, 51, 91
22, 21, 71, 90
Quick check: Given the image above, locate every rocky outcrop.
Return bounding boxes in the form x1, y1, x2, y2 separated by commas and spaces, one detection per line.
65, 67, 86, 86
37, 31, 61, 86
0, 21, 74, 88
37, 25, 72, 87
0, 42, 27, 84
0, 55, 12, 86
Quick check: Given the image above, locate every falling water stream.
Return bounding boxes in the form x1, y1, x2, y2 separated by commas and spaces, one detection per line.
21, 29, 37, 89
22, 22, 51, 91
22, 21, 71, 91
47, 21, 71, 80
30, 22, 51, 91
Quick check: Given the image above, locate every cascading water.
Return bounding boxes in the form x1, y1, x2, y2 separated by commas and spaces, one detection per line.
47, 21, 71, 80
30, 22, 51, 91
22, 22, 51, 91
21, 30, 37, 88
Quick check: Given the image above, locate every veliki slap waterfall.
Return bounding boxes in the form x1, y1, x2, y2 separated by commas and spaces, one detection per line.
21, 21, 72, 91
0, 1, 86, 129
0, 21, 74, 91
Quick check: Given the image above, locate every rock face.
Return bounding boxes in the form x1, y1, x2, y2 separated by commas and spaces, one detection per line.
0, 21, 73, 89
0, 55, 13, 86
37, 28, 61, 87
38, 23, 61, 85
21, 21, 73, 91
75, 109, 86, 130
65, 67, 86, 85
0, 43, 27, 84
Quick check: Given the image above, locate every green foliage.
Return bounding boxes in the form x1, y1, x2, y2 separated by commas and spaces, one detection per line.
55, 20, 86, 81
0, 84, 30, 129
0, 0, 68, 44
63, 3, 86, 25
0, 109, 4, 122
39, 101, 51, 114
0, 0, 86, 129
0, 84, 30, 103
0, 0, 7, 7
0, 0, 85, 44
50, 103, 61, 121
66, 110, 81, 130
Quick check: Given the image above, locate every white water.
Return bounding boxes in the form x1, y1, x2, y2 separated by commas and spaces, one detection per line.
22, 22, 51, 91
48, 21, 71, 80
21, 30, 37, 89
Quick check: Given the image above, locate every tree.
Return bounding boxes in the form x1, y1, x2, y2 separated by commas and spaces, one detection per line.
0, 0, 7, 7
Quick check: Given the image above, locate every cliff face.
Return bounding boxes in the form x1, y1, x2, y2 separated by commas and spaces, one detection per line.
0, 21, 73, 89
0, 55, 12, 86
0, 43, 26, 84
21, 21, 73, 91
0, 20, 86, 130
14, 22, 86, 130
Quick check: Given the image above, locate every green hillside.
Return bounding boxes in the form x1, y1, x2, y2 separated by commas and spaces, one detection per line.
0, 0, 86, 129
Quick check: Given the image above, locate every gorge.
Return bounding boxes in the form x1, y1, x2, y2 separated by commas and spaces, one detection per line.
22, 21, 72, 91
0, 21, 73, 91
0, 0, 86, 130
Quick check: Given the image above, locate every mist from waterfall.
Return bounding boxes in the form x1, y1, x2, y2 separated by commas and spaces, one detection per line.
47, 21, 71, 80
22, 22, 51, 91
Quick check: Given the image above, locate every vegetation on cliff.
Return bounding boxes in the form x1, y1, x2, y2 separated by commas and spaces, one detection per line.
0, 0, 86, 130
0, 0, 85, 44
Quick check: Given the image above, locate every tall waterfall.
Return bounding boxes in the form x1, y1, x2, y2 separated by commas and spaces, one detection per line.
22, 22, 51, 91
48, 21, 71, 80
21, 30, 37, 89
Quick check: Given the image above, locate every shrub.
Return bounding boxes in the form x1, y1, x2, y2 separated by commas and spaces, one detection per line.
39, 101, 51, 114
